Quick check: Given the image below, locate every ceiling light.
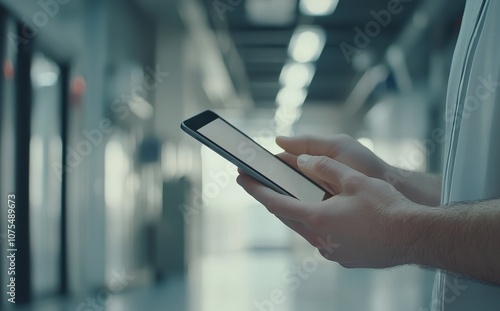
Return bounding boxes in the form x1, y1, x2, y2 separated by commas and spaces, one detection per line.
288, 26, 326, 63
279, 62, 315, 88
299, 0, 339, 16
276, 86, 307, 108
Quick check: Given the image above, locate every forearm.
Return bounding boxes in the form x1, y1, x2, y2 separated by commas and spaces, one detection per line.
384, 166, 442, 206
403, 199, 500, 284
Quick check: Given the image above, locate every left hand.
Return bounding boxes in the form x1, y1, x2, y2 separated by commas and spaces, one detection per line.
237, 154, 420, 268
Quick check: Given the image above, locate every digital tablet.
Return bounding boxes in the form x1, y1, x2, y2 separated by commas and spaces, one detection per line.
180, 110, 328, 202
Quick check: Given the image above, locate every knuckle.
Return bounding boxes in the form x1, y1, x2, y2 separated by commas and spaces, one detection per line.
335, 133, 352, 142
319, 248, 336, 261
312, 156, 331, 172
265, 200, 276, 214
329, 134, 353, 147
319, 251, 330, 260
305, 211, 325, 228
327, 134, 353, 157
307, 236, 322, 248
301, 134, 314, 141
342, 174, 366, 193
338, 261, 354, 269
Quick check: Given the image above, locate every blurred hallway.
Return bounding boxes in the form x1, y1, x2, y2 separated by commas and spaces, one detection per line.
1, 0, 466, 310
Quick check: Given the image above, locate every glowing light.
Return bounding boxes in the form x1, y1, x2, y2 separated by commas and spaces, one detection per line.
128, 96, 154, 120
288, 26, 326, 63
105, 140, 129, 209
279, 62, 315, 88
35, 72, 58, 87
276, 86, 307, 108
300, 0, 339, 16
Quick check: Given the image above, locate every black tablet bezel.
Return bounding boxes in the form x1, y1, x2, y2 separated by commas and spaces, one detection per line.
181, 110, 328, 201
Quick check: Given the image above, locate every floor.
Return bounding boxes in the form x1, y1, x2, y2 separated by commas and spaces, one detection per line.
14, 275, 187, 311
14, 257, 435, 311
13, 147, 437, 311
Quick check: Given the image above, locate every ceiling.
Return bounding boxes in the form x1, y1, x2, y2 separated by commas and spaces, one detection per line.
201, 0, 419, 107
133, 0, 465, 112
200, 0, 421, 109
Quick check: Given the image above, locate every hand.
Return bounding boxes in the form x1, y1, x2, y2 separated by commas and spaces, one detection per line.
276, 135, 442, 206
237, 154, 420, 268
275, 135, 391, 182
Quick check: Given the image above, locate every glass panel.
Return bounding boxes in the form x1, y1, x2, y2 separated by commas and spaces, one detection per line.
29, 52, 62, 298
0, 14, 17, 309
105, 136, 134, 272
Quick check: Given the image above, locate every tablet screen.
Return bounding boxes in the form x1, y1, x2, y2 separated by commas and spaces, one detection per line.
198, 118, 326, 202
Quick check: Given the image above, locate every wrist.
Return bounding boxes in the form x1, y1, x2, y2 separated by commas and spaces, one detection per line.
391, 202, 434, 266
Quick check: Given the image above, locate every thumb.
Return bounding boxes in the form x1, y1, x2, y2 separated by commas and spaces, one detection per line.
297, 154, 361, 194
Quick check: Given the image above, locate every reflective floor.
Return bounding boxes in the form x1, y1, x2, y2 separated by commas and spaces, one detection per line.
15, 257, 434, 311
15, 274, 187, 311
189, 250, 435, 311
15, 144, 436, 311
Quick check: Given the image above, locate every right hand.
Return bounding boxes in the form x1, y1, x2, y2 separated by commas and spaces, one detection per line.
238, 153, 418, 268
275, 135, 441, 206
276, 135, 392, 183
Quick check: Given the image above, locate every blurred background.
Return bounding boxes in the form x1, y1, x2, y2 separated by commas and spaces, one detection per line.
0, 0, 466, 310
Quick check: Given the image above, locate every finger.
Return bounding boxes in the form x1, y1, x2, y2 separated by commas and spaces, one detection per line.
277, 217, 326, 248
277, 217, 312, 240
319, 248, 339, 261
277, 152, 333, 196
276, 152, 298, 170
236, 174, 309, 222
276, 135, 346, 157
297, 155, 364, 194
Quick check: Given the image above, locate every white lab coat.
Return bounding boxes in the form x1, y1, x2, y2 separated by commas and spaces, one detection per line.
432, 0, 500, 310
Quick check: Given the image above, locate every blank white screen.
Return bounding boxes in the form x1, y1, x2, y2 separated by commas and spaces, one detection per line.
198, 119, 325, 202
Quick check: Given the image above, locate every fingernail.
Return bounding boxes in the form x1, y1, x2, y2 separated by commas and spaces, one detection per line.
297, 154, 311, 166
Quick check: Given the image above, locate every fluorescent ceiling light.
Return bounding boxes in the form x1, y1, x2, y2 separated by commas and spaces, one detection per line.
276, 86, 307, 108
279, 62, 315, 88
299, 0, 339, 16
288, 26, 326, 63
